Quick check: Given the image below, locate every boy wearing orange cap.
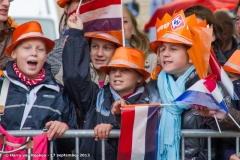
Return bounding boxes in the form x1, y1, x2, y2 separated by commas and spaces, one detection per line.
62, 13, 149, 159
2, 21, 77, 145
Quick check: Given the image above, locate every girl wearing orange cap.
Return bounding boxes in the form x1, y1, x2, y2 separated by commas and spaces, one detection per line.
2, 21, 77, 150
62, 13, 150, 159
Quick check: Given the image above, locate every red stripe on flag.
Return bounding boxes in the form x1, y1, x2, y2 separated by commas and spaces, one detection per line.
209, 49, 221, 81
118, 106, 135, 160
203, 74, 217, 93
78, 0, 121, 14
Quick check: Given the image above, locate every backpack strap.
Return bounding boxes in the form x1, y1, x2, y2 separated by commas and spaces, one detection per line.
0, 78, 10, 115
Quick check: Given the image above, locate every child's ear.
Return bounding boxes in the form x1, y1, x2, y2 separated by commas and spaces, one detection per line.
137, 75, 144, 84
189, 58, 193, 64
11, 50, 17, 60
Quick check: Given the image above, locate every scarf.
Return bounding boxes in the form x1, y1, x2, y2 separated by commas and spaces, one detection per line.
157, 65, 195, 160
13, 63, 45, 86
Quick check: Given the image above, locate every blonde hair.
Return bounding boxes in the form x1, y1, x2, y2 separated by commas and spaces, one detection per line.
123, 5, 150, 59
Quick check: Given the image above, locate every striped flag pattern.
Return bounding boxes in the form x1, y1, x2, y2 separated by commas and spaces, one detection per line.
70, 0, 122, 32
118, 104, 160, 160
209, 49, 238, 100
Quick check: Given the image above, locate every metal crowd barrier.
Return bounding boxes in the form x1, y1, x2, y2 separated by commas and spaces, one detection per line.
7, 129, 240, 160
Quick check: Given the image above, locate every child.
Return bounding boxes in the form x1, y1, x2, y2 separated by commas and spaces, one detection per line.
3, 21, 77, 147
62, 13, 150, 160
194, 50, 240, 160
112, 11, 231, 160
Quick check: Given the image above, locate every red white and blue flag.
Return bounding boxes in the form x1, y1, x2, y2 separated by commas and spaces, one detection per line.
70, 0, 122, 33
209, 49, 238, 100
175, 74, 229, 113
118, 104, 160, 160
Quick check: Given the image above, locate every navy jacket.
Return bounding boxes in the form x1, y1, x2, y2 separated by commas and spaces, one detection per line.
0, 61, 77, 130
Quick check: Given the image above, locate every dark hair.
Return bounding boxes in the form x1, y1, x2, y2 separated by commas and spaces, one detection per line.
234, 1, 240, 15
184, 5, 224, 50
134, 71, 147, 92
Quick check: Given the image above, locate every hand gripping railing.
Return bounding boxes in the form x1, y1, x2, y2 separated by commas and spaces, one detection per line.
6, 129, 240, 160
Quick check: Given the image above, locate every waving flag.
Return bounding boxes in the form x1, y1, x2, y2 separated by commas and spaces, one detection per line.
70, 0, 122, 32
175, 74, 229, 113
118, 104, 160, 160
209, 49, 238, 100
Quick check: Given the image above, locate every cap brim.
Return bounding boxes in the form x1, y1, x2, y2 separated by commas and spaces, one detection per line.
100, 64, 150, 80
5, 36, 55, 55
223, 65, 240, 75
149, 37, 192, 54
85, 34, 122, 47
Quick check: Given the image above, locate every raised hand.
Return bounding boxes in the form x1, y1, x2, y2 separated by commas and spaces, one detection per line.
67, 13, 83, 30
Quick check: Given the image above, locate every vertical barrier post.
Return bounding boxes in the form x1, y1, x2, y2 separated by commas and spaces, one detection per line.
236, 137, 239, 158
207, 137, 211, 160
102, 140, 105, 160
181, 137, 185, 160
50, 141, 54, 160
76, 137, 79, 160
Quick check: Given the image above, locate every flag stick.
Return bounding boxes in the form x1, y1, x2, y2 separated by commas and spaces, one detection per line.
76, 0, 83, 14
214, 114, 222, 133
228, 113, 240, 129
121, 0, 125, 47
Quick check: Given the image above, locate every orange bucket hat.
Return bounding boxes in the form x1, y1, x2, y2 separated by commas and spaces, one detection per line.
85, 31, 122, 47
5, 21, 55, 55
149, 10, 193, 54
100, 47, 150, 80
223, 50, 240, 74
57, 0, 70, 8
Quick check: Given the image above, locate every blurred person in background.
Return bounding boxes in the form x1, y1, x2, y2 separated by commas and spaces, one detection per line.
47, 0, 89, 84
184, 5, 227, 66
0, 0, 17, 69
214, 9, 239, 60
123, 5, 157, 81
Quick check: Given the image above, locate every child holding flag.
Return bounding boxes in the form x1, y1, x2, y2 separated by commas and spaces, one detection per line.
63, 13, 150, 160
112, 10, 231, 160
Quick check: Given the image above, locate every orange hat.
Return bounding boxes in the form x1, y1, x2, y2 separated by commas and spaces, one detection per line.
57, 0, 70, 8
149, 10, 193, 54
85, 31, 122, 47
223, 50, 240, 74
5, 21, 55, 55
100, 47, 150, 80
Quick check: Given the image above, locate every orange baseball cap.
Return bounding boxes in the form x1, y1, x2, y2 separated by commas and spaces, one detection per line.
5, 21, 55, 55
223, 50, 240, 74
100, 47, 150, 80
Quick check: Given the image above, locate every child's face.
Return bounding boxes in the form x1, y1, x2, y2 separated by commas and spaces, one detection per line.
157, 42, 192, 78
109, 67, 143, 97
11, 38, 47, 80
90, 38, 117, 70
226, 71, 240, 82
